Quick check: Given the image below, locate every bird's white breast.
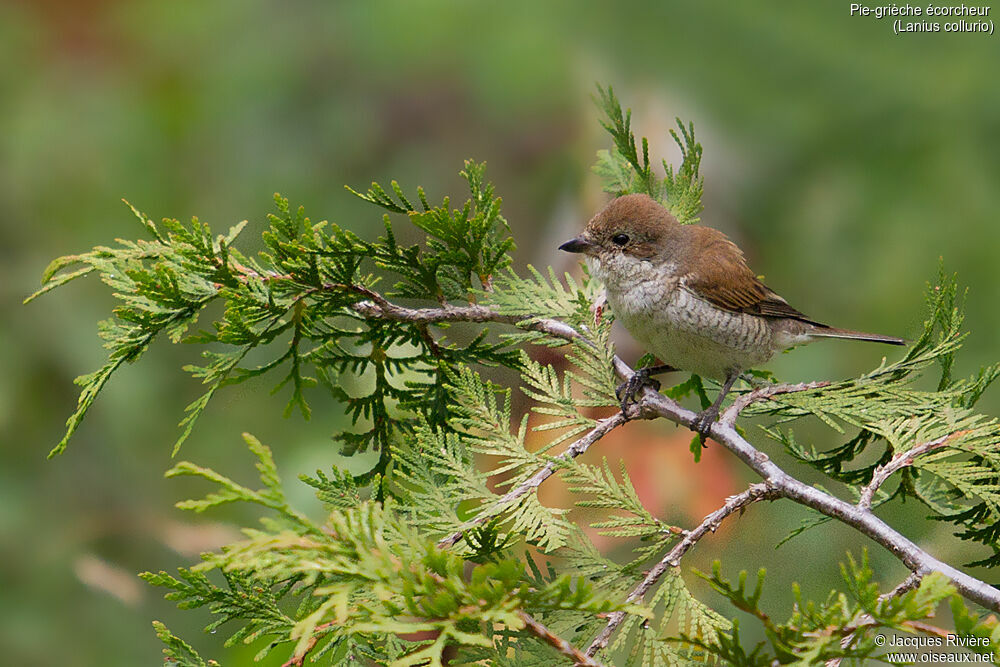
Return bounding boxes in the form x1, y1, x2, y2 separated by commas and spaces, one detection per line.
589, 254, 776, 379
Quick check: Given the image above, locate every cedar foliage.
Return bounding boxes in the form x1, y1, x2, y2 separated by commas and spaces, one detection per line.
30, 86, 1000, 665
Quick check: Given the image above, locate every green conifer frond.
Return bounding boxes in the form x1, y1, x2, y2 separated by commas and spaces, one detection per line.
447, 364, 541, 477
300, 466, 363, 509
146, 436, 639, 664
603, 570, 728, 666
661, 119, 705, 224
33, 165, 523, 487
199, 503, 625, 664
392, 422, 495, 541
593, 84, 704, 223
144, 568, 297, 660
165, 433, 314, 531
489, 265, 598, 323
152, 621, 211, 666
594, 85, 658, 199
562, 458, 679, 542
346, 160, 514, 301
685, 553, 984, 664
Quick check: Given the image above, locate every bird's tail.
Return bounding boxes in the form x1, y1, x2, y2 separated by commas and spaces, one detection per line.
809, 326, 906, 346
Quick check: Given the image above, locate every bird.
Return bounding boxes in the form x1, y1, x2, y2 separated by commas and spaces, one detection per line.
559, 193, 905, 440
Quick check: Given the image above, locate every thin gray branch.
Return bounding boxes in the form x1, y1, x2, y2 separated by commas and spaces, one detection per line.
340, 293, 600, 364
436, 412, 628, 549
586, 483, 775, 657
349, 293, 585, 342
352, 296, 517, 325
517, 611, 610, 667
721, 380, 830, 424
857, 431, 966, 510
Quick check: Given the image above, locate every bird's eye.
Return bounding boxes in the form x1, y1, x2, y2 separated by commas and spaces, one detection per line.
611, 233, 630, 247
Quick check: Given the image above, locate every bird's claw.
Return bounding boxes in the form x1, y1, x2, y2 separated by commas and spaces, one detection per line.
616, 369, 661, 415
692, 406, 721, 447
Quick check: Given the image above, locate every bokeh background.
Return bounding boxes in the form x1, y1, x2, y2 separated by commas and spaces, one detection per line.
3, 1, 999, 664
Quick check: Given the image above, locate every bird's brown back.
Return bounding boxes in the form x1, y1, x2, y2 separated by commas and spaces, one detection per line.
678, 225, 827, 327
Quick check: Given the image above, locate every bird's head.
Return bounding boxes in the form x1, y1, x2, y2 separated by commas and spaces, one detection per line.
559, 194, 683, 283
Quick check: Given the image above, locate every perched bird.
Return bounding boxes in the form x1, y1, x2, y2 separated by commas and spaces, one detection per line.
559, 193, 905, 439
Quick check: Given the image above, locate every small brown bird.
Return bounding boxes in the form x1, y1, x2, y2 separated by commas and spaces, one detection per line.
559, 193, 905, 438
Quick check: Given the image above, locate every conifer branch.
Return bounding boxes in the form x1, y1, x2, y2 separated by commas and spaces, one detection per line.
280, 620, 334, 667
334, 294, 1000, 612
635, 387, 1000, 612
721, 380, 832, 424
436, 412, 628, 549
825, 573, 925, 667
347, 293, 586, 340
585, 483, 775, 657
280, 610, 610, 667
517, 611, 610, 667
885, 571, 925, 598
857, 430, 967, 510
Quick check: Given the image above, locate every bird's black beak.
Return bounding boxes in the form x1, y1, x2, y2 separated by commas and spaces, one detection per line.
559, 236, 593, 254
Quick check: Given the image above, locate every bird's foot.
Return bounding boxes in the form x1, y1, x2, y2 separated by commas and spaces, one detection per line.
616, 368, 661, 415
691, 405, 722, 447
691, 369, 741, 446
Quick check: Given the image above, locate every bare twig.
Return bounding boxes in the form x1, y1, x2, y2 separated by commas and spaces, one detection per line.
437, 412, 628, 549
857, 431, 968, 510
281, 620, 336, 667
585, 483, 775, 657
348, 295, 595, 349
415, 322, 442, 357
721, 380, 830, 424
517, 611, 609, 667
884, 571, 925, 599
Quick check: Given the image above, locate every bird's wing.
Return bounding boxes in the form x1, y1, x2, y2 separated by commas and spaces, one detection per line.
680, 232, 824, 325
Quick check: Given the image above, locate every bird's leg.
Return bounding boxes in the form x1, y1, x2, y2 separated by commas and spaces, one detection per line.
692, 370, 741, 444
616, 364, 677, 414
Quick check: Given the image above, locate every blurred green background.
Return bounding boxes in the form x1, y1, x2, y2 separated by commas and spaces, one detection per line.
3, 1, 999, 664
